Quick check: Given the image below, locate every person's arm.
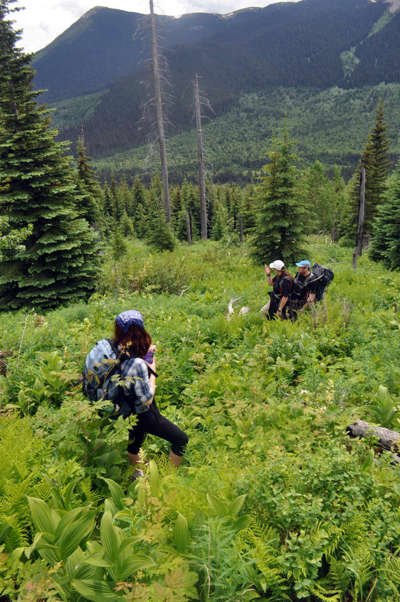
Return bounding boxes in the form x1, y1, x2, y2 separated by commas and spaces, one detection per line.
277, 278, 291, 317
264, 265, 273, 286
144, 357, 157, 406
277, 296, 288, 318
299, 288, 316, 312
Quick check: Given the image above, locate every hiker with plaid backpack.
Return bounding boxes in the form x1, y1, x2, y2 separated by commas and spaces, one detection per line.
83, 310, 188, 478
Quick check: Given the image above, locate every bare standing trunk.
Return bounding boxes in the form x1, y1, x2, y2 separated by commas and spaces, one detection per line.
185, 211, 192, 244
352, 165, 366, 270
149, 0, 170, 222
194, 74, 208, 239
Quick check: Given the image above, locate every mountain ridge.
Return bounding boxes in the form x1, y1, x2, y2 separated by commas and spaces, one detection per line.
31, 0, 400, 171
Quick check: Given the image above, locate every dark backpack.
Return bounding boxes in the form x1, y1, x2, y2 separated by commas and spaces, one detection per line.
310, 263, 334, 301
292, 273, 314, 300
82, 339, 134, 418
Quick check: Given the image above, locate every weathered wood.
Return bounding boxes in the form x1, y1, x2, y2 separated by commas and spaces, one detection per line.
346, 419, 400, 452
149, 0, 170, 222
352, 165, 366, 270
184, 211, 192, 244
194, 74, 208, 240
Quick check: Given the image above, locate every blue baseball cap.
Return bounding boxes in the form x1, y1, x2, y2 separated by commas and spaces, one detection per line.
296, 260, 311, 267
115, 310, 144, 333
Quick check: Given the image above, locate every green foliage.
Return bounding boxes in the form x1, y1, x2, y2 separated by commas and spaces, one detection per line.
342, 101, 391, 242
370, 161, 400, 269
2, 237, 400, 599
251, 131, 305, 265
93, 84, 400, 183
0, 2, 100, 310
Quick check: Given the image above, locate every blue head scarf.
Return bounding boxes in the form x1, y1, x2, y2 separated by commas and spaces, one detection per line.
115, 310, 144, 334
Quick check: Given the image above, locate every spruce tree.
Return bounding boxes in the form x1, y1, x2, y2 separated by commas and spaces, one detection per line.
146, 175, 175, 251
342, 101, 390, 242
370, 164, 400, 269
211, 197, 232, 241
132, 177, 147, 238
0, 1, 99, 309
76, 137, 102, 229
251, 132, 304, 265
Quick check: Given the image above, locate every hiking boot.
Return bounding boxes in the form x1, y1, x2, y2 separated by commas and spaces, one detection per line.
130, 469, 144, 482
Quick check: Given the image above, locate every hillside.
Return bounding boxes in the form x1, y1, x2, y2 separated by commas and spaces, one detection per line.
90, 84, 400, 182
2, 238, 400, 598
30, 0, 400, 170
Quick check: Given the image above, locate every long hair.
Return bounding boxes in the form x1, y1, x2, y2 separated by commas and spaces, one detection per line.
280, 267, 293, 280
114, 322, 152, 358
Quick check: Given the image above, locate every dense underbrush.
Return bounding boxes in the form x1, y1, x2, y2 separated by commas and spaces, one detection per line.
1, 238, 400, 600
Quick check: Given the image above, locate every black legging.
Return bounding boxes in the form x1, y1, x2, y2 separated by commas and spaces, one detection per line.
128, 400, 188, 456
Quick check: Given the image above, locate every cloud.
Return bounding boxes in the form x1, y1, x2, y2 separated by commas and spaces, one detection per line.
13, 0, 299, 53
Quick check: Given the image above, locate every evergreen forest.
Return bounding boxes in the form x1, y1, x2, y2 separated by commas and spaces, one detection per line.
2, 1, 400, 600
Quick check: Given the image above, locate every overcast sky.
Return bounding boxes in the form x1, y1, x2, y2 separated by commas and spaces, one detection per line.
13, 0, 300, 53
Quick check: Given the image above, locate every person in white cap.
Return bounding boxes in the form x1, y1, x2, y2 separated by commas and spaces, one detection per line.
262, 260, 293, 319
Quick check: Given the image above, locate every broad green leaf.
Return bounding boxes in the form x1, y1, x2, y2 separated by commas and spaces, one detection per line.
117, 553, 156, 578
149, 460, 160, 497
84, 555, 113, 568
35, 540, 60, 564
57, 509, 96, 559
100, 511, 121, 565
229, 494, 247, 517
28, 497, 60, 534
104, 498, 118, 516
71, 579, 122, 602
207, 493, 227, 516
173, 513, 190, 553
103, 478, 125, 511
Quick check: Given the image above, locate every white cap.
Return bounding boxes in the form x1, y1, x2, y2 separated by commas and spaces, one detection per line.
269, 260, 285, 271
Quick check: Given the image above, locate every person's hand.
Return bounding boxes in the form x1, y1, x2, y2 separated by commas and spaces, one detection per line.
264, 265, 271, 276
277, 309, 283, 319
149, 344, 157, 353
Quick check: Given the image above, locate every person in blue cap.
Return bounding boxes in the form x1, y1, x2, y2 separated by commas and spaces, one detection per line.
113, 310, 188, 477
289, 260, 317, 319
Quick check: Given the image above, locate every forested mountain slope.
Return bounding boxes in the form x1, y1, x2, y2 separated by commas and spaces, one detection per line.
32, 0, 400, 168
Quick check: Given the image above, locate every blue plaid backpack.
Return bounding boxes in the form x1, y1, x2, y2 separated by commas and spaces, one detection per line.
82, 339, 134, 418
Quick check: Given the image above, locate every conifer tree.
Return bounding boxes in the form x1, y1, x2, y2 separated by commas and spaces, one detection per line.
182, 180, 200, 240
0, 1, 99, 309
240, 184, 257, 238
120, 210, 134, 237
118, 177, 133, 218
132, 177, 147, 237
211, 197, 232, 241
102, 183, 114, 221
76, 137, 102, 229
110, 177, 124, 224
342, 101, 390, 243
251, 132, 304, 265
146, 175, 175, 251
370, 164, 400, 269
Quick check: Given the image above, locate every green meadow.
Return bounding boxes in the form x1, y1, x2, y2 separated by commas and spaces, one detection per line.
1, 237, 400, 600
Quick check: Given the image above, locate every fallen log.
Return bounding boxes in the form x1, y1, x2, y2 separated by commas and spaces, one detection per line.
346, 419, 400, 452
